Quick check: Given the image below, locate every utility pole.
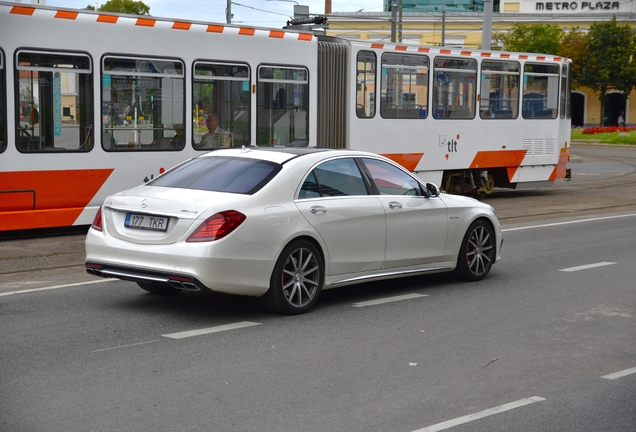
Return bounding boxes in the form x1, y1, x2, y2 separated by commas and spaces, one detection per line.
441, 2, 445, 47
226, 0, 232, 24
391, 1, 397, 42
398, 0, 403, 42
482, 0, 493, 50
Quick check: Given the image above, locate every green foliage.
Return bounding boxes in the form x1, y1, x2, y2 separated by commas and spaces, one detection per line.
87, 0, 150, 15
558, 27, 588, 89
579, 16, 636, 122
581, 16, 636, 97
499, 23, 563, 55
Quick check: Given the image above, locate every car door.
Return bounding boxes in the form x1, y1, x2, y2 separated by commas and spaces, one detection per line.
360, 157, 448, 268
295, 157, 386, 276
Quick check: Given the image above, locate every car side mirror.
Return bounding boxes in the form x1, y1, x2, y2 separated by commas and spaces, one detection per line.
426, 183, 440, 197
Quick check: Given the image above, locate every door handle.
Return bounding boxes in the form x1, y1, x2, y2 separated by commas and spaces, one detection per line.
310, 206, 327, 214
388, 201, 402, 209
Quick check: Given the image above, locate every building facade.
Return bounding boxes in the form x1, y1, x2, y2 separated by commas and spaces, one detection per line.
326, 0, 636, 126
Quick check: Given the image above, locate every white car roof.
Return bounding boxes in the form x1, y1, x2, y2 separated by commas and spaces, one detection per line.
198, 147, 376, 165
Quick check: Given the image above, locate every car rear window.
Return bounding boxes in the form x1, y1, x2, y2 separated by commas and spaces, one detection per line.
149, 156, 281, 194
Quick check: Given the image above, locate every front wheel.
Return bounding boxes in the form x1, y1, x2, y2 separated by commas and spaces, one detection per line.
260, 240, 324, 315
454, 220, 495, 281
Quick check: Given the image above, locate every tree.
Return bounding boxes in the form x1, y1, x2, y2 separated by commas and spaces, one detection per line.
85, 0, 150, 15
558, 27, 588, 89
579, 16, 636, 124
497, 23, 563, 55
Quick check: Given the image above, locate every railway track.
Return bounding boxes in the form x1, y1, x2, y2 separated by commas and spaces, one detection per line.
1, 144, 635, 279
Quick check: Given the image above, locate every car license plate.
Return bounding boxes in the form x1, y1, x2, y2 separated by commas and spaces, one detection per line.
124, 213, 169, 232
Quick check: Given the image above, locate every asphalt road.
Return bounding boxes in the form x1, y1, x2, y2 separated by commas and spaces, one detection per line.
0, 144, 635, 431
2, 143, 636, 294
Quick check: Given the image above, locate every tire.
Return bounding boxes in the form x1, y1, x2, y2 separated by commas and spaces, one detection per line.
260, 240, 324, 315
454, 219, 495, 281
137, 281, 182, 295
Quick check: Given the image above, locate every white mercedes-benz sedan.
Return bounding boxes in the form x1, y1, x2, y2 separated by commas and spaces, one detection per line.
85, 147, 502, 314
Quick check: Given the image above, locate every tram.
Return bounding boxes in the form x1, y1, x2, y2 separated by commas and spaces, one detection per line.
0, 1, 571, 232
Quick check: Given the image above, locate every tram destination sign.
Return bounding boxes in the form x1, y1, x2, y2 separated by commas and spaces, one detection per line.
535, 1, 620, 11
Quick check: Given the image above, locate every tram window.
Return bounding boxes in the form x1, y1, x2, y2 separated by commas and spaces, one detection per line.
102, 56, 184, 151
560, 64, 567, 119
193, 61, 250, 149
356, 51, 376, 119
0, 49, 5, 153
479, 60, 519, 119
522, 63, 559, 119
380, 53, 428, 119
15, 50, 93, 153
432, 57, 477, 120
256, 65, 308, 146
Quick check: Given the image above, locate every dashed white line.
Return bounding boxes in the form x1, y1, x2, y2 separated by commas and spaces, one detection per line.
559, 262, 616, 272
502, 213, 636, 232
0, 278, 116, 296
411, 397, 546, 432
162, 321, 262, 339
601, 366, 636, 380
92, 340, 160, 353
352, 293, 428, 307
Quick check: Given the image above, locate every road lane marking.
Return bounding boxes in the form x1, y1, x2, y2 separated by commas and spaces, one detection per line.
352, 293, 428, 307
0, 278, 116, 296
559, 262, 616, 272
502, 213, 636, 232
411, 397, 546, 432
92, 340, 160, 353
162, 321, 262, 339
601, 366, 636, 380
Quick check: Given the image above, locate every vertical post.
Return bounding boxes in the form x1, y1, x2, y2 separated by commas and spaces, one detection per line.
441, 2, 445, 47
482, 0, 493, 50
226, 0, 232, 24
398, 0, 403, 43
391, 1, 397, 43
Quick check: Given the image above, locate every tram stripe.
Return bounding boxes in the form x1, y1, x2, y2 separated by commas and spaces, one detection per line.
469, 150, 527, 179
172, 21, 191, 30
239, 27, 256, 36
97, 14, 118, 23
55, 11, 78, 20
136, 18, 156, 27
4, 4, 568, 63
207, 25, 224, 33
381, 153, 425, 172
10, 6, 35, 15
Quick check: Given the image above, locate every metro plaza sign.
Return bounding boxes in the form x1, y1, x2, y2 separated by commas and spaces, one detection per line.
535, 1, 620, 10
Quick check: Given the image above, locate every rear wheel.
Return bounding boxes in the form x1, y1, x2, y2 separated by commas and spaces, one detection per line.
137, 282, 182, 295
260, 240, 324, 315
454, 220, 495, 281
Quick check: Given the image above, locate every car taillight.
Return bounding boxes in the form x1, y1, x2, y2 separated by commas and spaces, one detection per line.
91, 207, 103, 232
186, 210, 246, 242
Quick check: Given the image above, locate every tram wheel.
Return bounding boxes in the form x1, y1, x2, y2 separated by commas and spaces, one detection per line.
474, 174, 495, 199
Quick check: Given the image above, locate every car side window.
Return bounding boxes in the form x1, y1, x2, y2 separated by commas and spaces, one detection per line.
361, 158, 424, 196
300, 158, 368, 198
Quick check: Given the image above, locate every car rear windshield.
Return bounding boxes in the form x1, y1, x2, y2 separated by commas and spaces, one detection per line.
148, 156, 281, 194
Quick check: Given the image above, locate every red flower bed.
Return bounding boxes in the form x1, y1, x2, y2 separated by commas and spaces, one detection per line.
582, 126, 636, 134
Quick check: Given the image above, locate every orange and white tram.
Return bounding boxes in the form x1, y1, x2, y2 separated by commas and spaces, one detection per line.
0, 1, 571, 232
